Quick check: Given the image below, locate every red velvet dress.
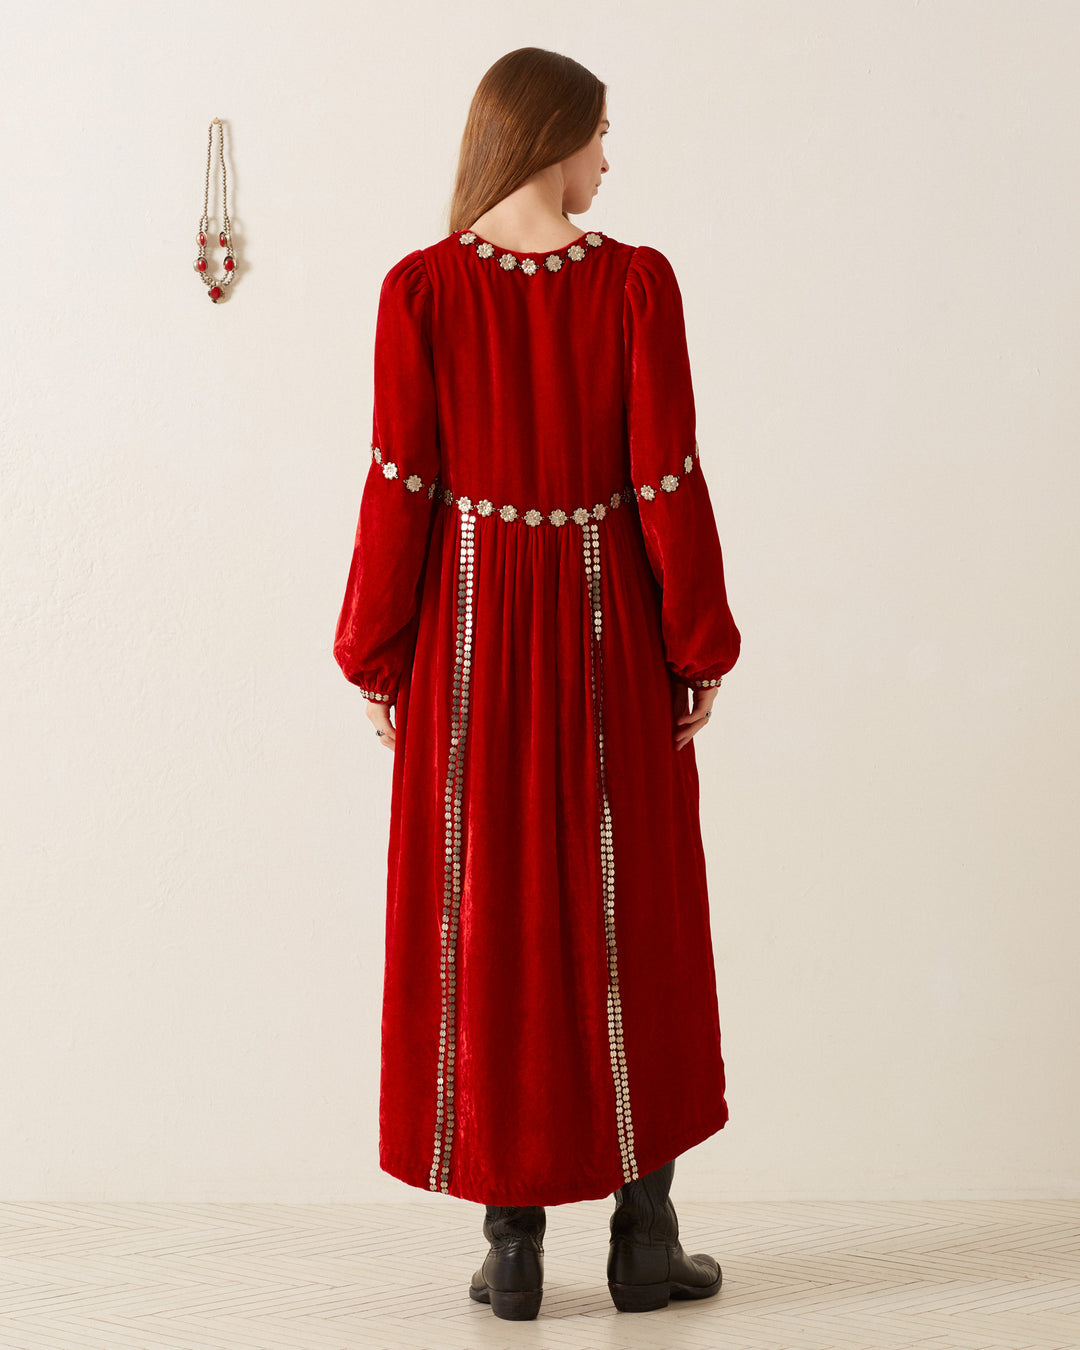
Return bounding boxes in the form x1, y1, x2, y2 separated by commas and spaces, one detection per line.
333, 226, 742, 1206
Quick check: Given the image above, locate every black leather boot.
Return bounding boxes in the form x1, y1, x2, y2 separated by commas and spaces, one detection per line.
468, 1204, 545, 1320
607, 1158, 723, 1312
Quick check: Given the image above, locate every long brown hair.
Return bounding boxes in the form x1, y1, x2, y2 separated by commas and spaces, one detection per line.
447, 48, 606, 235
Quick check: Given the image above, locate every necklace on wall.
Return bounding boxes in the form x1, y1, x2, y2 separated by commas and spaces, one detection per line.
193, 118, 237, 303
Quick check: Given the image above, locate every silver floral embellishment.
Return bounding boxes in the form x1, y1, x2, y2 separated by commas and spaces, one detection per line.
370, 436, 709, 530
632, 448, 705, 505
460, 229, 604, 276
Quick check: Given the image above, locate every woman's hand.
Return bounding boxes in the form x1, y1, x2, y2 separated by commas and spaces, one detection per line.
367, 686, 717, 754
674, 685, 719, 751
366, 699, 397, 750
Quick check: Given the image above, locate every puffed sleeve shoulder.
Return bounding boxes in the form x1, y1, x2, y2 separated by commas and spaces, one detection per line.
623, 244, 741, 690
332, 249, 441, 704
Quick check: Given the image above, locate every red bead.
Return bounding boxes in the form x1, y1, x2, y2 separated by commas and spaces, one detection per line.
219, 231, 227, 247
197, 231, 206, 246
209, 285, 223, 301
196, 257, 207, 271
224, 256, 234, 271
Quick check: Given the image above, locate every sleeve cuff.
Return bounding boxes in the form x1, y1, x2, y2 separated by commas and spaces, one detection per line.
673, 672, 725, 690
359, 686, 395, 703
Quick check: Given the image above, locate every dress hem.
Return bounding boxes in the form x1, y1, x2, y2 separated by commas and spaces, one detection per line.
378, 1104, 729, 1206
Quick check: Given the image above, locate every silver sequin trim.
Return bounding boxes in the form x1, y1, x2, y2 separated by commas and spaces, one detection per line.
429, 510, 475, 1193
583, 519, 640, 1184
457, 229, 604, 275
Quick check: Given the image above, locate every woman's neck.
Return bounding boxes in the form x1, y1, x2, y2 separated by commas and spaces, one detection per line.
468, 204, 583, 254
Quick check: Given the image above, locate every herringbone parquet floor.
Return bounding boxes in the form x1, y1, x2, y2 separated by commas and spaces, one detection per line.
0, 1197, 1076, 1349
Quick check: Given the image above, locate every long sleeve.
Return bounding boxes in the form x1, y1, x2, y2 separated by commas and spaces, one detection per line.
623, 245, 741, 690
333, 249, 441, 703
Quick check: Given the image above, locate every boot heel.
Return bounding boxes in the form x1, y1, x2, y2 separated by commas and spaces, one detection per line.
488, 1286, 543, 1320
608, 1278, 672, 1312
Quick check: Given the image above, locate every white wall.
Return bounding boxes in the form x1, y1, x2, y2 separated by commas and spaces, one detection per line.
1, 0, 1076, 1202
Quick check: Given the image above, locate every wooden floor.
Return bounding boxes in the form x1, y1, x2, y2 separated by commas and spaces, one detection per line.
0, 1197, 1077, 1348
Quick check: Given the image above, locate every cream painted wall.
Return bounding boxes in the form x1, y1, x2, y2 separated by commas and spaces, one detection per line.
2, 0, 1077, 1202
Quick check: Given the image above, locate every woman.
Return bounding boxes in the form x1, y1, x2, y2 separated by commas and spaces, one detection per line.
333, 48, 742, 1321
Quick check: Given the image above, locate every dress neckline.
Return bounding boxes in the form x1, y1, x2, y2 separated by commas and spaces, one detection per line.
456, 227, 605, 276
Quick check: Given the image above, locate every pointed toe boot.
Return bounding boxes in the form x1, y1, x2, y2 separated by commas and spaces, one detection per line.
468, 1203, 546, 1320
607, 1158, 723, 1312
